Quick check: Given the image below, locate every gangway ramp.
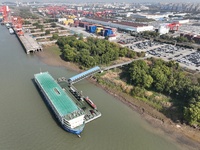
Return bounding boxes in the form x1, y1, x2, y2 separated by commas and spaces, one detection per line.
68, 66, 101, 85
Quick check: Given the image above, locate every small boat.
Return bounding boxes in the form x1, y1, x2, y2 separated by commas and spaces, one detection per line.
5, 23, 11, 29
84, 97, 97, 109
9, 28, 14, 34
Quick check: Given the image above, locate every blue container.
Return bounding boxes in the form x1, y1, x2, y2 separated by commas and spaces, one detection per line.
89, 26, 97, 33
104, 29, 113, 37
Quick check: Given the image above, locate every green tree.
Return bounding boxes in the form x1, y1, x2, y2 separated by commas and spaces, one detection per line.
184, 102, 200, 126
51, 22, 57, 28
52, 33, 59, 40
128, 60, 152, 88
45, 30, 50, 35
62, 45, 76, 61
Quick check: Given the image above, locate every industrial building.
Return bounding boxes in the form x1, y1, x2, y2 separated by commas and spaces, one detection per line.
81, 17, 154, 33
131, 12, 173, 21
158, 24, 170, 35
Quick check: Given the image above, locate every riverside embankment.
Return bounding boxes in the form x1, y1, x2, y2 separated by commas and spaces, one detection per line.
36, 44, 200, 150
0, 25, 186, 150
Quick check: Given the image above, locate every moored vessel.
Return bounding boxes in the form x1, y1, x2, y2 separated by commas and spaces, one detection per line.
84, 97, 97, 109
9, 28, 14, 34
34, 72, 85, 135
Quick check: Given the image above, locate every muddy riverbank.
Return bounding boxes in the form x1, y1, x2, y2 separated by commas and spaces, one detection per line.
36, 45, 200, 150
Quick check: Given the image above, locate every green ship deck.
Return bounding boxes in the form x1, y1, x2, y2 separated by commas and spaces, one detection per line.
34, 72, 79, 117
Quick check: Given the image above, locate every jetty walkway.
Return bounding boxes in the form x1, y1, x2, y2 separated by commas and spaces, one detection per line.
67, 57, 149, 85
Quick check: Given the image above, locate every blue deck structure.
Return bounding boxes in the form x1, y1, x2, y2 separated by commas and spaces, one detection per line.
68, 66, 101, 85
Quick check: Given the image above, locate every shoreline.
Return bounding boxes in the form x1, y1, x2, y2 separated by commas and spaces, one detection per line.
36, 46, 200, 150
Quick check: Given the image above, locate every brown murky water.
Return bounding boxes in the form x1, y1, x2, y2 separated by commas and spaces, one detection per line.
0, 25, 181, 150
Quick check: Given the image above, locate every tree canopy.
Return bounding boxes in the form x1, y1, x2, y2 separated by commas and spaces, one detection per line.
127, 58, 200, 126
56, 36, 137, 68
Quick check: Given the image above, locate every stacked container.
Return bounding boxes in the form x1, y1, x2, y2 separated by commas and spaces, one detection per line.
85, 24, 90, 31
74, 20, 79, 27
89, 25, 97, 33
96, 27, 103, 34
104, 29, 113, 37
79, 22, 89, 28
104, 27, 117, 36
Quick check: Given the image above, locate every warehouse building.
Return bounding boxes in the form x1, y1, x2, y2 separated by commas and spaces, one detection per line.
81, 17, 154, 33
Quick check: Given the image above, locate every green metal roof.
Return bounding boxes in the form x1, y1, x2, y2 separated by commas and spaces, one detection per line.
34, 72, 78, 116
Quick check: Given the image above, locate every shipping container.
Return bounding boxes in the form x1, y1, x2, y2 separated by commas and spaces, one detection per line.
104, 29, 113, 37
89, 25, 97, 33
79, 22, 89, 28
96, 27, 103, 33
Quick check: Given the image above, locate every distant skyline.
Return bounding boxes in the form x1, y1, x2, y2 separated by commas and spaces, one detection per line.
0, 0, 200, 3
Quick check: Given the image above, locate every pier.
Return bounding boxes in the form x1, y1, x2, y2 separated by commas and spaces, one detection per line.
17, 33, 42, 54
67, 57, 149, 85
57, 77, 101, 124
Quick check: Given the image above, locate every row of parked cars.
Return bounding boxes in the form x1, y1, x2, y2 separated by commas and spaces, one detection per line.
128, 40, 162, 50
177, 51, 200, 67
146, 44, 192, 58
118, 37, 143, 44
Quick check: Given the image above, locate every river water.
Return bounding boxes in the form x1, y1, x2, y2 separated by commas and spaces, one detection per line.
0, 25, 182, 150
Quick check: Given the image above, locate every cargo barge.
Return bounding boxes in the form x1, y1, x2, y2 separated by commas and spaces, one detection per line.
34, 72, 85, 136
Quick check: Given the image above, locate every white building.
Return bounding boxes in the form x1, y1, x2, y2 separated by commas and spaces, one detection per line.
158, 24, 170, 35
82, 18, 154, 33
76, 6, 82, 11
131, 12, 173, 21
58, 18, 66, 23
174, 19, 190, 24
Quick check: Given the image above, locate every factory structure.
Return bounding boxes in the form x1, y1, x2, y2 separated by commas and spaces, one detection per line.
131, 12, 173, 21
58, 16, 189, 36
36, 5, 191, 37
81, 17, 154, 33
0, 5, 10, 23
158, 19, 189, 35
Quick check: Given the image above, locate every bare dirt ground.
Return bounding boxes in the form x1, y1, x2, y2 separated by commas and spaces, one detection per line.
36, 46, 200, 150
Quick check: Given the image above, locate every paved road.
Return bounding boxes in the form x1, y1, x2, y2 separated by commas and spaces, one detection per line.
56, 23, 96, 38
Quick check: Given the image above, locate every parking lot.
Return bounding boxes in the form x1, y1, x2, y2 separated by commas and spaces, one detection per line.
116, 35, 200, 71
117, 36, 144, 44
145, 43, 200, 70
177, 51, 200, 67
126, 40, 163, 51
57, 23, 200, 71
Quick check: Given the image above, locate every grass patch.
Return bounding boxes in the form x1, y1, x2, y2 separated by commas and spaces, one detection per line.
43, 44, 61, 56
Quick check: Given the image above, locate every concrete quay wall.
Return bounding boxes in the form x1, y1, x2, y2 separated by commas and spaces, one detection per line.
16, 33, 43, 54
